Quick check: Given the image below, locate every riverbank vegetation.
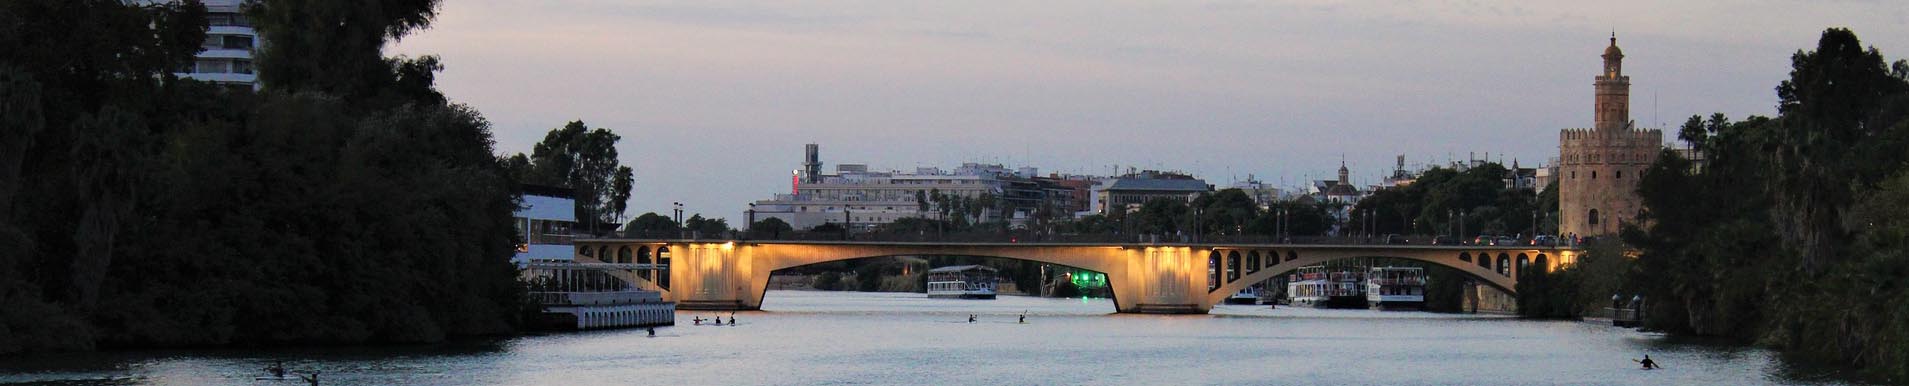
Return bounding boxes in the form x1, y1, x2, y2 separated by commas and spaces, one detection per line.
1517, 28, 1909, 381
0, 0, 527, 354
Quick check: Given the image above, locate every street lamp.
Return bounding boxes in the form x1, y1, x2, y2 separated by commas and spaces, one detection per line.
672, 202, 684, 239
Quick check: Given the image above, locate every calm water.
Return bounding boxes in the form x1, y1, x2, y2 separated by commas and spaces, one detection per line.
0, 291, 1862, 385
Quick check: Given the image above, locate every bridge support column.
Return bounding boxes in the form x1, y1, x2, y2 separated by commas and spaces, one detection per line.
1111, 246, 1209, 314
669, 242, 766, 310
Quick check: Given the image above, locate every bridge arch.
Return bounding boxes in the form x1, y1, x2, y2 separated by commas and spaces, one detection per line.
1206, 248, 1530, 307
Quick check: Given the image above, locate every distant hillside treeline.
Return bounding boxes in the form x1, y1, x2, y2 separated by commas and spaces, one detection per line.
0, 0, 527, 353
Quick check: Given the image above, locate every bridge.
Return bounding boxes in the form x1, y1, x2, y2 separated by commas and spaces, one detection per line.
570, 239, 1580, 314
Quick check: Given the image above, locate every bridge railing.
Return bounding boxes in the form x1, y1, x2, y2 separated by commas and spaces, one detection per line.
603, 231, 1583, 247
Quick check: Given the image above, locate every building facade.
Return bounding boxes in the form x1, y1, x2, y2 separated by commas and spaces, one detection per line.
169, 0, 259, 88
1091, 170, 1211, 214
1558, 35, 1663, 237
515, 184, 578, 263
752, 145, 1092, 231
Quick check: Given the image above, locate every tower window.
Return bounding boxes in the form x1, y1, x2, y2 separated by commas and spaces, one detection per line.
1571, 171, 1576, 179
1591, 171, 1597, 179
1588, 209, 1600, 226
1616, 171, 1622, 179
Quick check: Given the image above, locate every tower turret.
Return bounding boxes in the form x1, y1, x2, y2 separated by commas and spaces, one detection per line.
1595, 33, 1630, 131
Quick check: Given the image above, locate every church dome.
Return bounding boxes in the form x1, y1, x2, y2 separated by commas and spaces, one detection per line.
1603, 35, 1623, 58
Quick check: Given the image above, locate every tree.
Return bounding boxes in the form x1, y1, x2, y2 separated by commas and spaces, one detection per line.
750, 217, 793, 239
683, 214, 730, 238
1194, 189, 1259, 236
1767, 28, 1909, 270
1132, 198, 1189, 235
518, 121, 628, 236
623, 212, 678, 238
249, 0, 445, 106
0, 0, 532, 354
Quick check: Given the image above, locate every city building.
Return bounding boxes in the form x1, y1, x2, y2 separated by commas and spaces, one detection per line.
515, 184, 578, 263
752, 145, 1080, 231
172, 0, 260, 88
1315, 162, 1362, 205
1228, 176, 1282, 208
1558, 34, 1664, 237
1091, 170, 1211, 214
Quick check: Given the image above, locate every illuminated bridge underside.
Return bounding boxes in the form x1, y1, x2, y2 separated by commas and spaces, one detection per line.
571, 240, 1578, 314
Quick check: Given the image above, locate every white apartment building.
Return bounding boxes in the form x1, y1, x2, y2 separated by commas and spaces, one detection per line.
753, 164, 1009, 232
166, 0, 259, 88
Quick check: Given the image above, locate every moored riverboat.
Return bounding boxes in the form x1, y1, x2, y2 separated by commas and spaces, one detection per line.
927, 265, 998, 299
1366, 266, 1426, 310
1287, 265, 1368, 309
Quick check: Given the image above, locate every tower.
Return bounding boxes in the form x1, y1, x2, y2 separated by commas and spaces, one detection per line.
1595, 33, 1630, 131
803, 144, 822, 184
1559, 34, 1663, 238
1337, 160, 1349, 186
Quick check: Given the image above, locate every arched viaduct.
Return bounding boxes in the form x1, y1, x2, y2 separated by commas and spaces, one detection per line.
571, 240, 1579, 314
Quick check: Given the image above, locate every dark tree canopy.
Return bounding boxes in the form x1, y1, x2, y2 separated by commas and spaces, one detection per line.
0, 0, 526, 353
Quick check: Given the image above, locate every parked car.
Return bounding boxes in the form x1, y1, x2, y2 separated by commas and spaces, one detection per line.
1531, 235, 1558, 247
1384, 234, 1410, 245
1473, 235, 1494, 246
1496, 236, 1518, 246
1432, 235, 1458, 245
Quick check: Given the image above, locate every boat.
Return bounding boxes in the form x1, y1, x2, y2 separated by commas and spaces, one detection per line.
1286, 265, 1368, 309
1366, 266, 1426, 310
1224, 285, 1261, 305
927, 265, 998, 299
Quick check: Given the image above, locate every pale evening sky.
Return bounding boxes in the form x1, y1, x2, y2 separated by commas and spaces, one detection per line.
388, 0, 1908, 222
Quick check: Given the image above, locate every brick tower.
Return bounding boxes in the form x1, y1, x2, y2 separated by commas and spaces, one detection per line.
1558, 34, 1662, 238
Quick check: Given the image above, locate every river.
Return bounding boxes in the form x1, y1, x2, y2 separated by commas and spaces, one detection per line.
0, 290, 1863, 385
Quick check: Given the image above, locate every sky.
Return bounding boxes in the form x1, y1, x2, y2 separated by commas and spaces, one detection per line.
388, 0, 1908, 222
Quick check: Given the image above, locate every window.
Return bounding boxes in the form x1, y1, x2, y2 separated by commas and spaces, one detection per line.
233, 60, 253, 74
1616, 170, 1622, 179
195, 59, 224, 74
1571, 171, 1576, 179
1591, 171, 1597, 179
222, 35, 254, 50
1588, 209, 1600, 226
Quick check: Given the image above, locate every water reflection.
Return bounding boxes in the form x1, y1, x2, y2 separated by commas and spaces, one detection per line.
0, 291, 1865, 385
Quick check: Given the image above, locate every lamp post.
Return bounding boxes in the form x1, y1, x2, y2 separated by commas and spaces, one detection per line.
672, 202, 684, 239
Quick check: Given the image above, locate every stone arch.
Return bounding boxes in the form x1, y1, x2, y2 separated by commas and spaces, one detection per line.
1496, 253, 1511, 277
636, 246, 653, 281
596, 246, 610, 262
1246, 251, 1261, 275
1209, 249, 1521, 307
1459, 252, 1471, 262
617, 246, 633, 264
655, 246, 671, 290
1536, 254, 1549, 274
1516, 253, 1530, 280
1207, 250, 1223, 291
749, 245, 1132, 310
1285, 251, 1298, 262
1225, 250, 1242, 284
